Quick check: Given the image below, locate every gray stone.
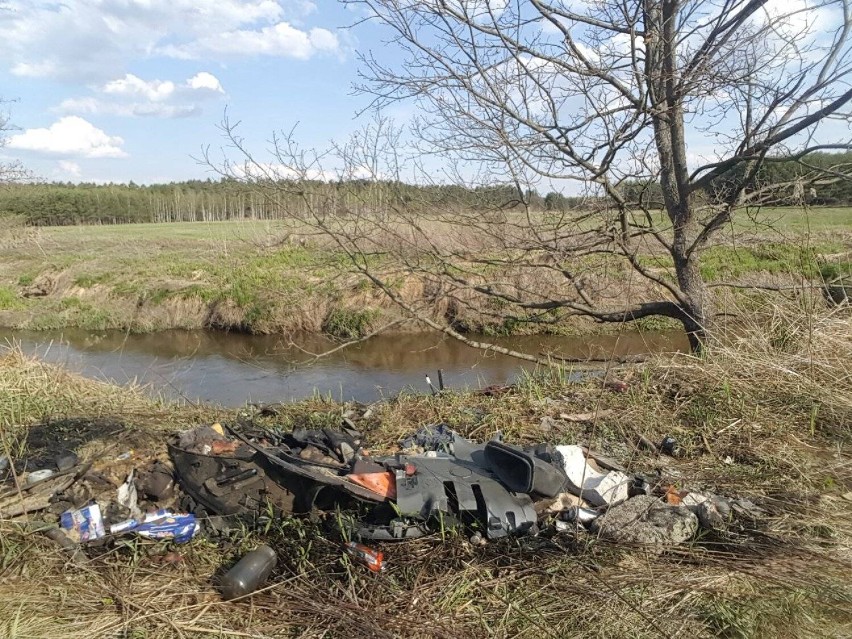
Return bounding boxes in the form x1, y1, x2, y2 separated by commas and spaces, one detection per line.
695, 499, 728, 531
539, 416, 558, 433
683, 493, 732, 531
591, 495, 698, 551
55, 452, 79, 472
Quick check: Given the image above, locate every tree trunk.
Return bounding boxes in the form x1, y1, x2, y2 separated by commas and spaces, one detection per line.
645, 0, 711, 352
672, 214, 712, 352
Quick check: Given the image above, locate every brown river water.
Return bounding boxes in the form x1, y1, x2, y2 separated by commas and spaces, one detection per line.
1, 328, 688, 405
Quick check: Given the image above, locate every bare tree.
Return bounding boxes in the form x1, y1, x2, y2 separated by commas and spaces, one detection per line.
218, 0, 852, 353
0, 101, 27, 185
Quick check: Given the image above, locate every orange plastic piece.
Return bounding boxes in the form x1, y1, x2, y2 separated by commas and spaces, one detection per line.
211, 440, 240, 455
664, 485, 683, 505
347, 471, 397, 499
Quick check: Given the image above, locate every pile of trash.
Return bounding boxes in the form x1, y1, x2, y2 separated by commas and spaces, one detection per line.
1, 419, 766, 596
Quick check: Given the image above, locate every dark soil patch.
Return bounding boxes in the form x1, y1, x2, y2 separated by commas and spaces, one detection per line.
23, 417, 128, 470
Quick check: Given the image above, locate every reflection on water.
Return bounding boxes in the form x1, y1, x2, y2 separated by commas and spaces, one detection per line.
1, 328, 688, 405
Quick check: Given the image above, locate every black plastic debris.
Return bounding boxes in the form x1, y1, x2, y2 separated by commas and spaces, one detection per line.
399, 423, 455, 453
168, 423, 571, 541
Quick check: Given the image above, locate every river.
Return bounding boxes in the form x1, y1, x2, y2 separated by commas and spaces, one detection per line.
1, 328, 688, 405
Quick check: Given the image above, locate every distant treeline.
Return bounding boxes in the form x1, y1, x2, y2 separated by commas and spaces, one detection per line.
0, 179, 590, 226
0, 152, 849, 226
621, 152, 852, 209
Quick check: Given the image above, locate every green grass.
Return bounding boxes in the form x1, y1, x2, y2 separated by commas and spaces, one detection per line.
73, 273, 112, 288
0, 210, 849, 335
700, 244, 827, 280
0, 285, 23, 310
639, 242, 847, 281
43, 219, 286, 242
750, 206, 852, 233
820, 260, 852, 282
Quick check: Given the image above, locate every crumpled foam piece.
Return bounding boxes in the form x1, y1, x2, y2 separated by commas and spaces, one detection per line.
117, 470, 141, 519
555, 445, 630, 507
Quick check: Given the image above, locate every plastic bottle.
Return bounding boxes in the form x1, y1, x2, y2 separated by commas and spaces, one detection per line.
219, 544, 278, 600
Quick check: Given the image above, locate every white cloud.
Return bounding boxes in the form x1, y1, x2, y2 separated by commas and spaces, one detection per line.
58, 72, 225, 119
58, 160, 82, 177
8, 117, 127, 159
103, 75, 178, 101
163, 22, 339, 60
0, 1, 341, 81
187, 72, 224, 93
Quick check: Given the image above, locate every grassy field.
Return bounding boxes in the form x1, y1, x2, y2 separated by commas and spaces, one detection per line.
0, 207, 849, 336
1, 301, 850, 638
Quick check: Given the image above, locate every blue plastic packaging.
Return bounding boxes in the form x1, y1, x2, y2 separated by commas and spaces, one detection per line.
61, 504, 106, 542
109, 510, 199, 544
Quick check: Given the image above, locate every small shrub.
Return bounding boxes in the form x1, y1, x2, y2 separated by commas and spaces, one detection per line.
322, 307, 377, 339
819, 261, 852, 283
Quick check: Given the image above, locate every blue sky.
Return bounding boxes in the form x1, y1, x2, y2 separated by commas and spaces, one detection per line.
1, 1, 848, 188
1, 1, 379, 183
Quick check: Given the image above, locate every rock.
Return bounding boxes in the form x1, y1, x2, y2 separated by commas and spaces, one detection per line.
210, 440, 239, 455
555, 445, 631, 507
26, 469, 55, 485
591, 495, 699, 551
338, 441, 356, 463
695, 499, 728, 531
681, 492, 732, 531
177, 425, 227, 452
55, 452, 78, 472
538, 416, 558, 433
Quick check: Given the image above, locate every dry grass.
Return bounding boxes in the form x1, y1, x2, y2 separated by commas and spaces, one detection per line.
1, 303, 851, 638
0, 347, 212, 465
1, 207, 849, 337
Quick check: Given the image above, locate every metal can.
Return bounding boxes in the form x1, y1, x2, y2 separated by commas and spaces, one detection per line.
344, 541, 384, 572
